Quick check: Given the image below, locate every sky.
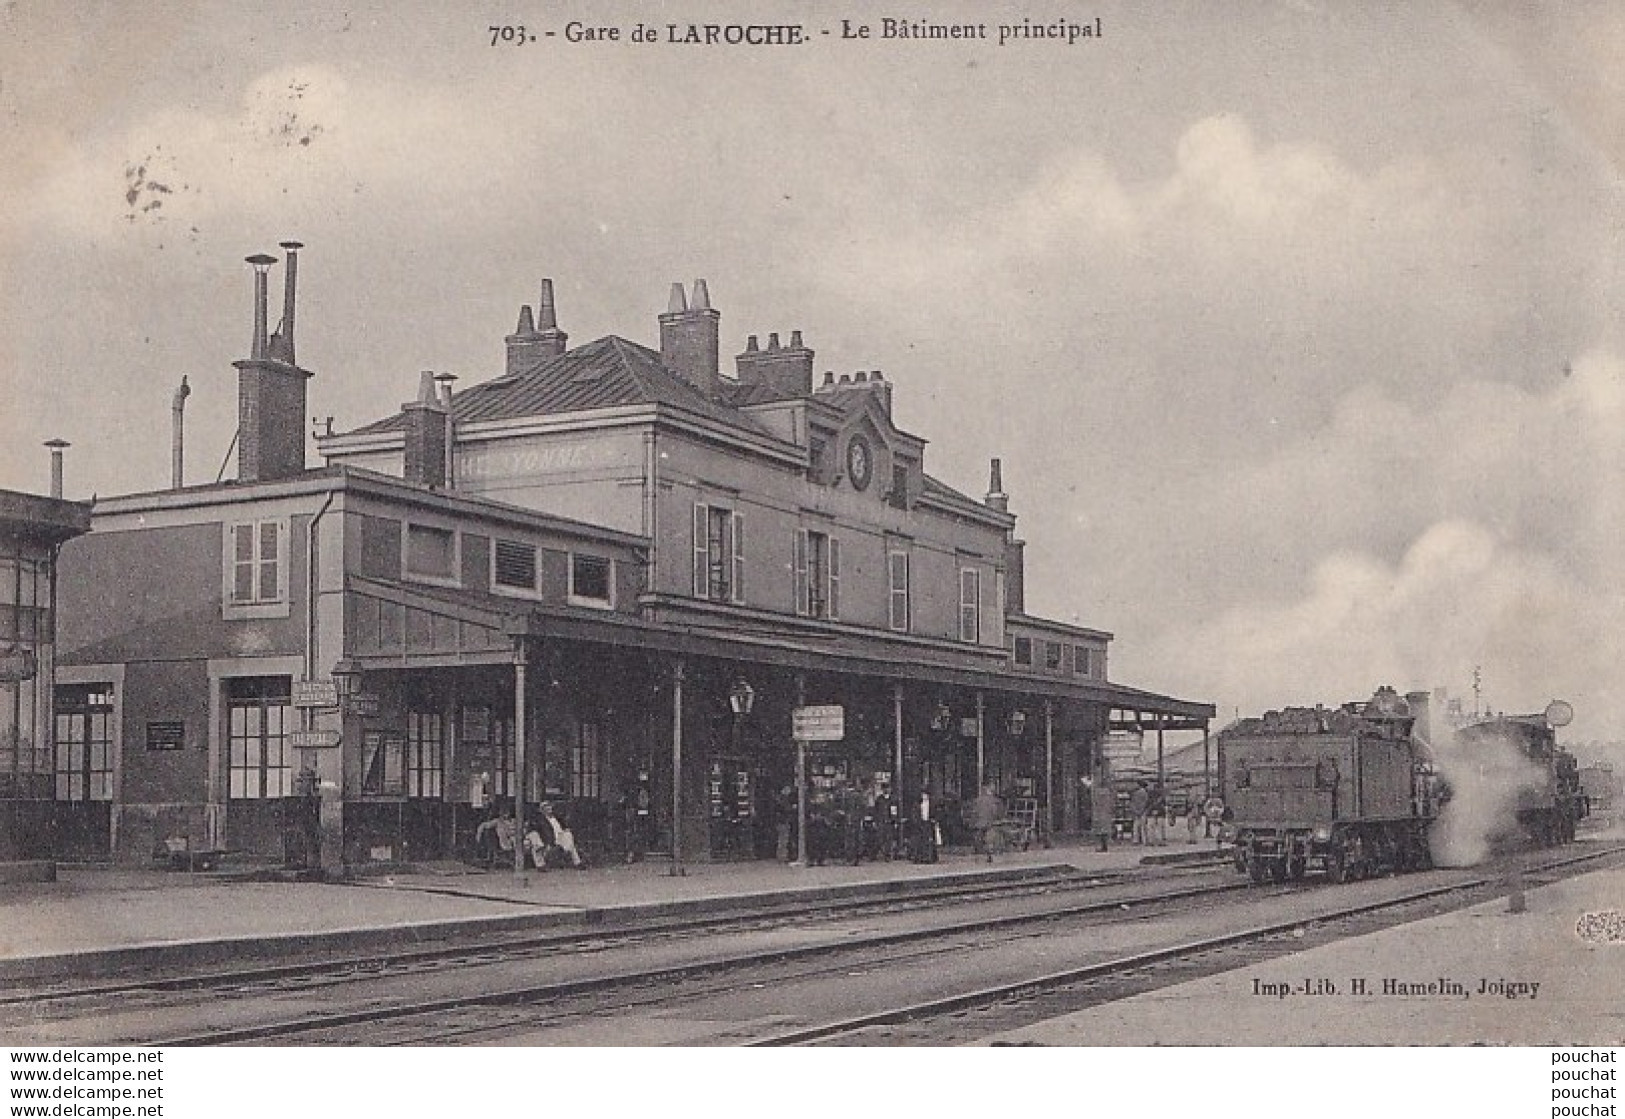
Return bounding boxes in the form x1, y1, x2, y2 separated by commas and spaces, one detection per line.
2, 1, 1622, 743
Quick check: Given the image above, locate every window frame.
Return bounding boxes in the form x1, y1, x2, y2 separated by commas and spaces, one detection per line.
1013, 636, 1033, 666
797, 529, 840, 620
1045, 640, 1064, 671
1073, 644, 1093, 677
887, 550, 910, 632
402, 522, 462, 587
225, 679, 293, 801
692, 502, 746, 605
568, 552, 615, 609
959, 567, 981, 644
222, 518, 291, 619
54, 684, 115, 803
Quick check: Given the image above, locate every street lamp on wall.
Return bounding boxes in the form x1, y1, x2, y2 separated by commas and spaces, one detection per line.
1007, 709, 1027, 737
728, 678, 756, 717
931, 703, 953, 732
331, 658, 364, 701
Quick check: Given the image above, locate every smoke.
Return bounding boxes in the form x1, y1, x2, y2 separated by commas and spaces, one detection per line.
1427, 723, 1547, 867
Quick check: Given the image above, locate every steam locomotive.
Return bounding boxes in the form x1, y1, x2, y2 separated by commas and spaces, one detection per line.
1212, 687, 1585, 884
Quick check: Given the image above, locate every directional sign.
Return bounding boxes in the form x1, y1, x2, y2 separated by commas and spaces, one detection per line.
792, 705, 845, 742
288, 730, 341, 749
292, 679, 339, 708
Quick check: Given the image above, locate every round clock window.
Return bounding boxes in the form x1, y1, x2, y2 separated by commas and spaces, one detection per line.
846, 437, 873, 491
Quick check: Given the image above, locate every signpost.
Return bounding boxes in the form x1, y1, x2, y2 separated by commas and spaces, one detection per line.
791, 705, 844, 866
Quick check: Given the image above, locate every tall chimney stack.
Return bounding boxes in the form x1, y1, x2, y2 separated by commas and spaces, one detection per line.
44, 439, 69, 499
659, 278, 721, 398
171, 377, 190, 489
233, 244, 313, 483
985, 457, 1009, 512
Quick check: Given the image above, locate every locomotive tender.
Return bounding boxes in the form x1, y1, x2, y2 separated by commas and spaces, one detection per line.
1215, 687, 1584, 884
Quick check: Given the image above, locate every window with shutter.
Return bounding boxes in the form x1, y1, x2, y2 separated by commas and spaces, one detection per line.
828, 536, 840, 620
959, 568, 981, 643
888, 551, 910, 632
731, 512, 746, 604
692, 503, 709, 598
793, 530, 808, 615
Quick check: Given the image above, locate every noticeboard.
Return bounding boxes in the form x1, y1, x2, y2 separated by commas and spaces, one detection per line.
792, 704, 845, 741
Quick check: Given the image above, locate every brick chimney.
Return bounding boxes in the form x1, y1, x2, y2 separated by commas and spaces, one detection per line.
1004, 537, 1026, 614
735, 329, 814, 398
403, 370, 448, 488
659, 279, 720, 397
984, 457, 1009, 513
504, 278, 569, 376
232, 245, 312, 483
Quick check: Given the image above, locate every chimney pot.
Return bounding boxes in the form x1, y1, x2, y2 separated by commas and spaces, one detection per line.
417, 370, 437, 403
839, 374, 851, 384
44, 439, 69, 500
790, 330, 803, 349
690, 279, 711, 310
767, 332, 781, 351
667, 283, 688, 313
872, 369, 884, 381
537, 279, 558, 330
856, 371, 868, 383
514, 304, 536, 336
823, 371, 835, 386
745, 334, 759, 353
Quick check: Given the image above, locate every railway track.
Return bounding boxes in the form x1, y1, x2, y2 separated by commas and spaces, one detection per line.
139, 873, 1254, 1045
750, 844, 1625, 1045
0, 864, 1215, 1019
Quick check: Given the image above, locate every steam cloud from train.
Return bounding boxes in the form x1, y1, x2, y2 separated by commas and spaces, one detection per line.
1426, 723, 1546, 867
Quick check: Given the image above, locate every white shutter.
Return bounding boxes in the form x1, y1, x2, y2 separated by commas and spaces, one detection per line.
828, 537, 840, 620
960, 568, 980, 643
692, 503, 709, 598
794, 530, 808, 615
889, 552, 909, 632
731, 512, 746, 604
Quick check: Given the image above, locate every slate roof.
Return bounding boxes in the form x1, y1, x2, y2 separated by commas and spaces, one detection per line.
345, 336, 785, 444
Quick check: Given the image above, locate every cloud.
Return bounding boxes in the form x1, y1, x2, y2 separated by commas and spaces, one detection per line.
1134, 349, 1625, 738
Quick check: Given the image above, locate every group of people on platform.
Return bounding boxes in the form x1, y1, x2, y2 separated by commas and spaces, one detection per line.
771, 782, 1016, 867
1126, 780, 1205, 846
475, 799, 585, 870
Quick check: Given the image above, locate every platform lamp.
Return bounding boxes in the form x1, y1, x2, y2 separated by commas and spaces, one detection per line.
1007, 709, 1027, 737
331, 658, 365, 706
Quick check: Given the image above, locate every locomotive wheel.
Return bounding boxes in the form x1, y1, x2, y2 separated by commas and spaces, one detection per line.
1268, 858, 1289, 884
1246, 857, 1270, 885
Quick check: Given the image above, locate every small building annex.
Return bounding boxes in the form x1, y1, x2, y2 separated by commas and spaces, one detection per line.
53, 245, 1212, 868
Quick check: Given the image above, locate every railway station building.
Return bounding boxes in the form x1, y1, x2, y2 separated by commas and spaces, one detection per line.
53, 248, 1212, 868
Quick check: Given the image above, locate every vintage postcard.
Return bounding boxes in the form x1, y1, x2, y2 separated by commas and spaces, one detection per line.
0, 0, 1621, 1065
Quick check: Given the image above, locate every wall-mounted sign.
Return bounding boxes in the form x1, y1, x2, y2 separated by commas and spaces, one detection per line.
347, 693, 381, 718
146, 721, 186, 751
0, 651, 37, 683
792, 705, 845, 742
292, 679, 339, 708
461, 704, 491, 742
289, 729, 341, 749
1101, 730, 1144, 761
